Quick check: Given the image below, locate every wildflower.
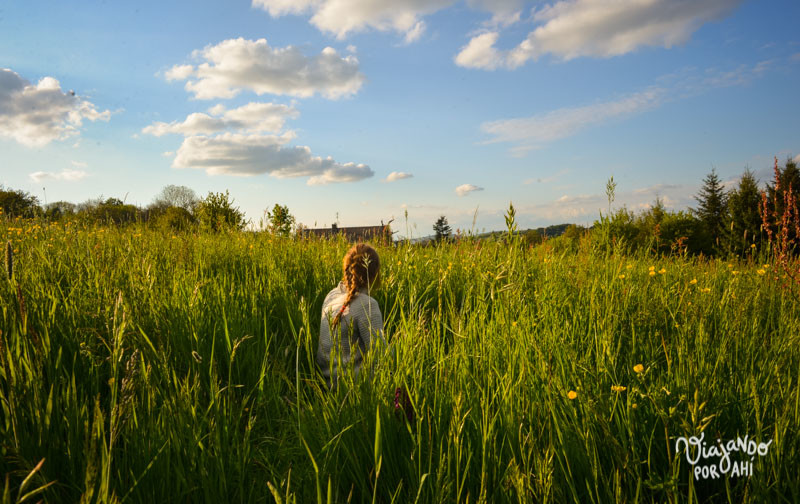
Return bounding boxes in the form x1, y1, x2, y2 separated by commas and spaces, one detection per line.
633, 364, 644, 374
689, 278, 697, 284
701, 287, 711, 293
511, 321, 517, 327
649, 271, 656, 277
632, 403, 638, 409
611, 385, 627, 392
626, 264, 633, 270
750, 244, 756, 249
567, 390, 578, 400
618, 274, 625, 279
732, 270, 739, 275
648, 266, 655, 271
757, 269, 766, 275
658, 268, 666, 274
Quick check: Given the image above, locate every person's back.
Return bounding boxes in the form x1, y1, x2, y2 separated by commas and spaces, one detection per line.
317, 279, 386, 389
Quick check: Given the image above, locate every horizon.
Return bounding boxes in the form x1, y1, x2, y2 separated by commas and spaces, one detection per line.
2, 1, 800, 238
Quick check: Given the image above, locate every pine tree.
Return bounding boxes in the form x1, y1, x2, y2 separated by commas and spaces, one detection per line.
693, 168, 728, 254
433, 215, 452, 243
727, 168, 762, 254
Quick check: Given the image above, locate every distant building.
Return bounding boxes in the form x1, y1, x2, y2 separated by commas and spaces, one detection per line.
303, 222, 392, 243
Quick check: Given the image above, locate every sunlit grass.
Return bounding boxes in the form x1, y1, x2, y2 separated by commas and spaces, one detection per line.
1, 218, 798, 503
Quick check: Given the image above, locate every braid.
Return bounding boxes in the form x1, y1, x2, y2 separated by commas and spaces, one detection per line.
331, 243, 381, 329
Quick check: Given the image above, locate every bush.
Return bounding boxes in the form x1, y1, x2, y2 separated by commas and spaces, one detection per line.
195, 191, 246, 232
0, 186, 40, 218
157, 206, 195, 232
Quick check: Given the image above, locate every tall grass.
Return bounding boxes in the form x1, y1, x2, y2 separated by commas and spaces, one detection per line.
1, 219, 798, 503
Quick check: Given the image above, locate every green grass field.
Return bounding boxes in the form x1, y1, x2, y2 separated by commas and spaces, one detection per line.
1, 220, 798, 503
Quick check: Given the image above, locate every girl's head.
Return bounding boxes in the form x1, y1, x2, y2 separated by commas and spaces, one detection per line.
332, 243, 380, 327
343, 243, 380, 292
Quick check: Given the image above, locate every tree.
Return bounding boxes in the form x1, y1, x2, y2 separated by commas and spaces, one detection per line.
0, 186, 40, 218
195, 191, 246, 232
727, 168, 762, 254
433, 215, 452, 242
152, 185, 198, 211
266, 203, 295, 237
693, 168, 728, 254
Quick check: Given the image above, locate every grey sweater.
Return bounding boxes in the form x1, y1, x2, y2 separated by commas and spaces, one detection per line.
316, 281, 388, 389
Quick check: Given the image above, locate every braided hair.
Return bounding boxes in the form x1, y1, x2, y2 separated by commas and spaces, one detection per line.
331, 243, 381, 329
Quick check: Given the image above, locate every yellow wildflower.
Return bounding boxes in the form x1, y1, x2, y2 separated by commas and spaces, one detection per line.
626, 264, 633, 270
648, 265, 655, 271
750, 244, 756, 249
567, 390, 578, 400
611, 385, 627, 392
633, 364, 644, 374
649, 271, 656, 277
732, 270, 739, 275
757, 269, 766, 275
658, 268, 666, 274
689, 278, 697, 284
618, 274, 625, 279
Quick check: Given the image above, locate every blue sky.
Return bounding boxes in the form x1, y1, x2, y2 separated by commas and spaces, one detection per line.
1, 0, 799, 237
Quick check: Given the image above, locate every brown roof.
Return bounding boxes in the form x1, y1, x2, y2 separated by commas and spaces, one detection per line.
303, 224, 388, 242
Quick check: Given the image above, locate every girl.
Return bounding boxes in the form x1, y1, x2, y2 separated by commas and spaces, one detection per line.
317, 243, 389, 390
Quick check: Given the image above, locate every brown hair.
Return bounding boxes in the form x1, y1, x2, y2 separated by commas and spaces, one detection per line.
331, 243, 380, 329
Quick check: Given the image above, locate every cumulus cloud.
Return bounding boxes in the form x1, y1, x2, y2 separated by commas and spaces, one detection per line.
29, 168, 88, 182
172, 132, 373, 185
455, 183, 484, 196
455, 32, 505, 70
456, 0, 741, 70
164, 38, 364, 100
252, 0, 523, 41
385, 171, 413, 182
0, 68, 110, 147
143, 102, 298, 136
253, 0, 451, 40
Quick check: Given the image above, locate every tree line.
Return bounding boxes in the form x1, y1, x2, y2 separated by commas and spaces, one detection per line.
0, 184, 297, 236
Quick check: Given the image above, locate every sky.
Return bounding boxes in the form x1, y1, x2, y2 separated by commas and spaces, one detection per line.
1, 0, 799, 238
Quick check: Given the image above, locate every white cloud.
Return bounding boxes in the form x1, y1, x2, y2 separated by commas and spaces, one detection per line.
794, 154, 800, 164
162, 151, 175, 157
29, 168, 88, 183
519, 183, 695, 222
456, 0, 741, 70
455, 32, 505, 70
455, 183, 484, 196
0, 68, 110, 147
482, 62, 769, 155
71, 160, 88, 168
385, 171, 413, 182
252, 0, 523, 41
482, 88, 664, 154
143, 102, 298, 136
172, 132, 373, 185
253, 0, 452, 40
165, 38, 364, 100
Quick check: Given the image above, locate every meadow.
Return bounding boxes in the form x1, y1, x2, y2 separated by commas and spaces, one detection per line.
1, 218, 799, 503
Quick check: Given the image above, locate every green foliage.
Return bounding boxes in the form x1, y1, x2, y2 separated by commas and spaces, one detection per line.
1, 220, 799, 503
726, 168, 762, 255
194, 190, 246, 232
0, 186, 40, 218
433, 215, 452, 243
88, 198, 140, 225
156, 206, 195, 232
266, 203, 296, 237
693, 168, 728, 253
